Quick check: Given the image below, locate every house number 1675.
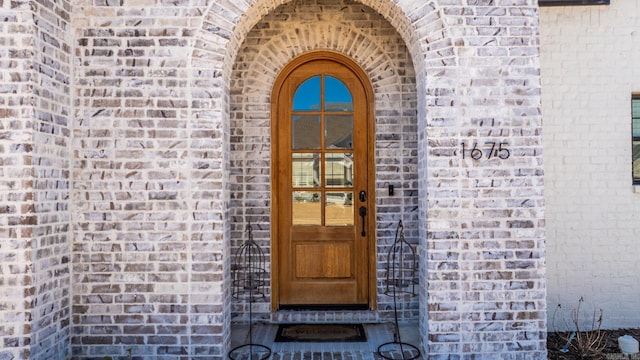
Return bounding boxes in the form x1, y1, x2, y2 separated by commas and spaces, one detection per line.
461, 141, 510, 160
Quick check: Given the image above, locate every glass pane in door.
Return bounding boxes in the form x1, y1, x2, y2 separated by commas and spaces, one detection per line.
325, 76, 353, 111
292, 115, 321, 150
293, 76, 321, 111
290, 73, 359, 228
325, 115, 353, 149
292, 191, 321, 225
325, 153, 354, 187
326, 191, 354, 226
292, 153, 321, 188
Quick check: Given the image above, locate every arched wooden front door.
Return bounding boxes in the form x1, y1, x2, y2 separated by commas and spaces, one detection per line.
271, 52, 375, 309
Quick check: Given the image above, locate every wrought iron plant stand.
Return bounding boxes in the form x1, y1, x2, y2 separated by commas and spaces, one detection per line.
377, 220, 421, 360
228, 222, 271, 360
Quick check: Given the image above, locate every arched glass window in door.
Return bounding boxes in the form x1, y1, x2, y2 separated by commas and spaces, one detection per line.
291, 75, 355, 226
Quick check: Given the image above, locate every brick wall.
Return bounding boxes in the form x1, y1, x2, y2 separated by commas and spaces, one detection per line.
419, 2, 546, 357
0, 3, 37, 359
0, 0, 546, 358
1, 0, 72, 357
31, 0, 73, 356
180, 0, 546, 356
71, 0, 229, 356
540, 2, 640, 330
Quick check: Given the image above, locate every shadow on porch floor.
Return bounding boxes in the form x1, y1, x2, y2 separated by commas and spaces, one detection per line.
229, 322, 423, 360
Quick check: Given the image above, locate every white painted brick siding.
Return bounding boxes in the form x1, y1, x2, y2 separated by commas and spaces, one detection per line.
540, 1, 640, 330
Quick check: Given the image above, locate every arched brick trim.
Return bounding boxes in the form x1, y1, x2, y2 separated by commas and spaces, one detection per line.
193, 1, 454, 100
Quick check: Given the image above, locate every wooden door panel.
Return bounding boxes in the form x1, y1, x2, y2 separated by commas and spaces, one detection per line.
279, 282, 360, 304
291, 225, 353, 240
295, 244, 352, 279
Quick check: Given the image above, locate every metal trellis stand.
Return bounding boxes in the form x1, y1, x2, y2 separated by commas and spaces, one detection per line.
228, 222, 271, 360
377, 220, 421, 360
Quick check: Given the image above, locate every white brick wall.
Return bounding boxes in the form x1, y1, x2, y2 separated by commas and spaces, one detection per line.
540, 1, 640, 330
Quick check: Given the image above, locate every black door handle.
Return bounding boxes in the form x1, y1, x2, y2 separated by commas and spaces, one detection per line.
359, 206, 367, 237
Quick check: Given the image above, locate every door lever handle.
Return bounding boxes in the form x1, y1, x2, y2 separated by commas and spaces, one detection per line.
359, 206, 367, 237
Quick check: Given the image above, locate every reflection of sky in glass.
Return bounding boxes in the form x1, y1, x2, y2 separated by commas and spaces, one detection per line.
325, 76, 352, 111
293, 76, 353, 111
293, 76, 321, 111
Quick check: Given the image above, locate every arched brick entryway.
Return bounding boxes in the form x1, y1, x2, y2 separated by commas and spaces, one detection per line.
190, 0, 440, 356
189, 0, 546, 358
228, 0, 420, 318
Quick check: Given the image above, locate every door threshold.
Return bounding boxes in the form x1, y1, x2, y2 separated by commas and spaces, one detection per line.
270, 307, 380, 323
279, 304, 370, 311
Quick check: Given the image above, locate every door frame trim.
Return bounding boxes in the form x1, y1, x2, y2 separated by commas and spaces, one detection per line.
270, 51, 376, 311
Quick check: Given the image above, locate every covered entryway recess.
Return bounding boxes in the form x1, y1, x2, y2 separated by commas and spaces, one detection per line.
271, 52, 376, 309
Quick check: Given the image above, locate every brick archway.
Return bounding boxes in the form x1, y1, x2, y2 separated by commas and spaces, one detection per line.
189, 0, 445, 355
191, 0, 547, 358
229, 2, 420, 322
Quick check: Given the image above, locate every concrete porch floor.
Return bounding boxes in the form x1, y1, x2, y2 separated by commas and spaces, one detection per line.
229, 322, 423, 360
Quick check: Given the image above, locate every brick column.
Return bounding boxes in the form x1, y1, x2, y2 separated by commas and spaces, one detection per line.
421, 2, 547, 358
1, 0, 73, 358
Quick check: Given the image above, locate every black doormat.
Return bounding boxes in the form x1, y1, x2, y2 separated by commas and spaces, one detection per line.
274, 323, 367, 343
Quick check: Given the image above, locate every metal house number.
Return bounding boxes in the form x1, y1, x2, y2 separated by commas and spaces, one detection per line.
461, 141, 511, 160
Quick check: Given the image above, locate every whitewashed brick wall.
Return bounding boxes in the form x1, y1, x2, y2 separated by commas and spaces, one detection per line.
31, 0, 73, 356
540, 2, 640, 330
0, 5, 38, 359
0, 0, 546, 358
418, 2, 546, 357
1, 0, 73, 358
72, 0, 229, 356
